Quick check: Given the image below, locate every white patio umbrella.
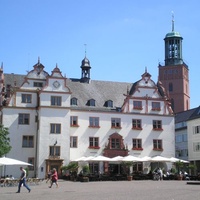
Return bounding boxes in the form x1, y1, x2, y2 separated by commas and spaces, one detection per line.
149, 155, 172, 162
73, 156, 87, 162
169, 157, 189, 163
83, 156, 96, 161
0, 157, 32, 166
140, 156, 151, 162
122, 155, 142, 162
110, 156, 124, 162
91, 155, 112, 162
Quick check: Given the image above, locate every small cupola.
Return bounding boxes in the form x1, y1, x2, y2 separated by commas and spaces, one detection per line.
80, 56, 91, 83
164, 13, 183, 66
80, 45, 91, 83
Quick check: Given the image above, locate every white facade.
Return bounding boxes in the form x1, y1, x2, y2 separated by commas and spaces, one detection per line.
1, 61, 175, 178
188, 118, 200, 161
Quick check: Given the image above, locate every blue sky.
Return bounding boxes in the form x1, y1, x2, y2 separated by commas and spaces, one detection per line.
0, 0, 199, 109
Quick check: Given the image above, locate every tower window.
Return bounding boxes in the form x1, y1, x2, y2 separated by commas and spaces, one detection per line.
169, 83, 173, 92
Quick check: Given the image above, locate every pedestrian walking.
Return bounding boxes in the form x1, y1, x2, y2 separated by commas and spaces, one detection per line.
16, 167, 31, 193
49, 168, 58, 188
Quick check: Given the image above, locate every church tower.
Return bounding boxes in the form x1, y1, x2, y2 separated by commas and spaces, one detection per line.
158, 14, 190, 113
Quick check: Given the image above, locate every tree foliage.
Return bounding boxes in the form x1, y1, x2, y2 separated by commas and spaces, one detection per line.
0, 124, 12, 157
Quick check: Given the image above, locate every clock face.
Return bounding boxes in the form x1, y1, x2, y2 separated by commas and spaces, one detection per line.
53, 81, 60, 88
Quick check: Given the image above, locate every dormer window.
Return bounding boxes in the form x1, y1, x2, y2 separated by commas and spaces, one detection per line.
87, 99, 95, 106
104, 100, 113, 108
71, 97, 78, 106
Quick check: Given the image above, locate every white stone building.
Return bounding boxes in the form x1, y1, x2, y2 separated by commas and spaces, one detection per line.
0, 57, 175, 178
187, 107, 200, 172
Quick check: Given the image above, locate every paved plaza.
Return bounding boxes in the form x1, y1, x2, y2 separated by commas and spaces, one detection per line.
1, 180, 200, 200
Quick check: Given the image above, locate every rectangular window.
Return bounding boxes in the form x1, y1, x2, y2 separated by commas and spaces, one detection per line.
132, 119, 142, 129
132, 139, 143, 150
153, 139, 163, 151
51, 96, 61, 106
194, 126, 200, 134
133, 101, 142, 110
111, 118, 121, 128
19, 113, 30, 125
21, 94, 32, 103
152, 102, 161, 111
28, 157, 34, 171
49, 146, 60, 156
89, 163, 99, 174
50, 123, 61, 134
133, 162, 143, 172
111, 138, 120, 149
33, 82, 43, 87
22, 136, 34, 148
70, 136, 78, 148
179, 149, 188, 157
193, 142, 200, 152
70, 116, 78, 127
175, 135, 182, 143
89, 117, 99, 127
89, 137, 99, 149
153, 120, 162, 130
182, 134, 187, 142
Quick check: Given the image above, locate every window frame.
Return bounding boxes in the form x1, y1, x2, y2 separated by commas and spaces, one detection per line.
89, 137, 100, 149
132, 119, 142, 130
153, 139, 163, 151
22, 135, 34, 148
33, 82, 43, 87
70, 136, 78, 148
152, 102, 161, 111
87, 99, 95, 106
111, 118, 121, 129
50, 123, 61, 134
18, 113, 30, 125
49, 146, 61, 156
89, 117, 100, 128
194, 126, 200, 134
132, 138, 143, 150
70, 97, 78, 106
133, 100, 142, 110
111, 138, 120, 149
51, 96, 62, 106
21, 94, 32, 103
70, 116, 79, 127
153, 120, 163, 130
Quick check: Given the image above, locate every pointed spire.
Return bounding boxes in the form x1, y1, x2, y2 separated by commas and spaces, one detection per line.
38, 56, 40, 64
172, 11, 174, 32
1, 62, 3, 69
145, 66, 147, 73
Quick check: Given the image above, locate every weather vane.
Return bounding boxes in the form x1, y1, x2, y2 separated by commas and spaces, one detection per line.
84, 44, 87, 57
171, 11, 174, 32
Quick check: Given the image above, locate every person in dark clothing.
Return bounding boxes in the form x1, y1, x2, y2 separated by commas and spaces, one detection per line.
16, 167, 31, 193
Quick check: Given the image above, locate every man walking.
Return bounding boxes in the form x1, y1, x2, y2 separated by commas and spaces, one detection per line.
16, 167, 31, 193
